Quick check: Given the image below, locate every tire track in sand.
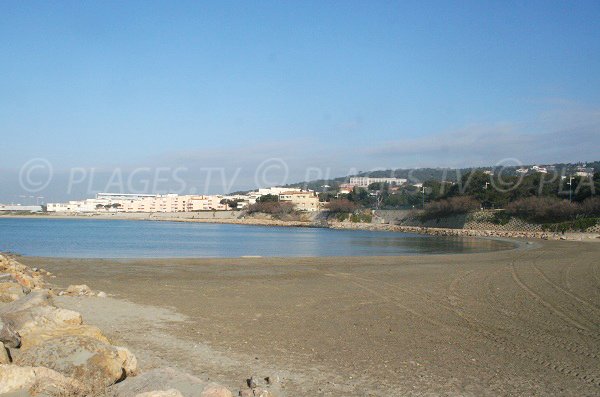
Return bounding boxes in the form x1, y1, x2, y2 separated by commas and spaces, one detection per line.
484, 267, 600, 359
329, 270, 600, 388
510, 263, 594, 333
532, 264, 600, 314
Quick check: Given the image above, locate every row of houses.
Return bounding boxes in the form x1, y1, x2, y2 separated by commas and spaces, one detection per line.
514, 165, 594, 177
46, 187, 321, 214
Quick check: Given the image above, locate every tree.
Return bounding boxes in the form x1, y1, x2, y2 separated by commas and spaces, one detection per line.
220, 198, 242, 209
257, 194, 279, 203
347, 187, 372, 206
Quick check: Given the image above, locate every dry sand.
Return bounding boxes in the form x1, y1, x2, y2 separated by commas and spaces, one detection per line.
20, 240, 600, 396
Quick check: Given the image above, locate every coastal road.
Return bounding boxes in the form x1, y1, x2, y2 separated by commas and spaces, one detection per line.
24, 240, 600, 396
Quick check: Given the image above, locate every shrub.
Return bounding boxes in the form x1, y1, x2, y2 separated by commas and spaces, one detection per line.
326, 199, 358, 213
419, 196, 480, 221
505, 196, 578, 223
246, 201, 295, 216
491, 211, 511, 225
581, 196, 600, 217
335, 212, 349, 221
541, 218, 599, 233
350, 212, 373, 223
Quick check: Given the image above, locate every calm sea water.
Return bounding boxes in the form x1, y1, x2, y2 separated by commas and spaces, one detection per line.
0, 218, 513, 258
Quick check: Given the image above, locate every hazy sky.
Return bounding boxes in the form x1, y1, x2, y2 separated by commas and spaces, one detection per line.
1, 1, 599, 201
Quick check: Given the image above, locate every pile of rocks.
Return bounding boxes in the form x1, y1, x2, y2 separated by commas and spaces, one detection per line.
0, 253, 281, 397
329, 221, 594, 240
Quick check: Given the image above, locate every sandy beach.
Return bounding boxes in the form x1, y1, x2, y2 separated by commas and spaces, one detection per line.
19, 240, 600, 396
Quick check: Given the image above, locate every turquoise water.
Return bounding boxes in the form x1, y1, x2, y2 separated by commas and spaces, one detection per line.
0, 218, 513, 258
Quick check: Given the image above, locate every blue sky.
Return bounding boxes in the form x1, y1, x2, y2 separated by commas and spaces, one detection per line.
1, 1, 600, 201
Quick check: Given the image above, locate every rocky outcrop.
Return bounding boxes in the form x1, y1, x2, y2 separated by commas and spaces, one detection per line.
328, 221, 600, 240
0, 364, 84, 396
0, 253, 138, 396
15, 335, 133, 389
0, 281, 26, 302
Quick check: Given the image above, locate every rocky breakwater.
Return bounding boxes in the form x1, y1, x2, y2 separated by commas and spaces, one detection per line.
328, 221, 567, 240
0, 253, 281, 397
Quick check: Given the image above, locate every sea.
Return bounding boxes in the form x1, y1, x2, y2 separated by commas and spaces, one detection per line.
0, 217, 514, 258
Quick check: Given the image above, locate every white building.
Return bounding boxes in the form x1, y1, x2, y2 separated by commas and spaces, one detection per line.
575, 167, 594, 177
0, 204, 43, 212
47, 193, 228, 213
349, 177, 407, 188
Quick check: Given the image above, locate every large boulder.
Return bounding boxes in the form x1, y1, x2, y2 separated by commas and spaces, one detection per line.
0, 290, 52, 316
17, 323, 110, 351
63, 284, 93, 296
1, 301, 111, 351
14, 335, 137, 389
111, 367, 207, 397
116, 346, 139, 376
0, 364, 84, 396
0, 342, 10, 364
200, 383, 233, 397
0, 289, 111, 351
0, 281, 26, 303
0, 318, 21, 348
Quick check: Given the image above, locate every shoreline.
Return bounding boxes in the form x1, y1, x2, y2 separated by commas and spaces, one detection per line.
2, 212, 600, 242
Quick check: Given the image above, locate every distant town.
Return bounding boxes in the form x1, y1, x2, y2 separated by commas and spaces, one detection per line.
42, 176, 409, 214
1, 162, 597, 214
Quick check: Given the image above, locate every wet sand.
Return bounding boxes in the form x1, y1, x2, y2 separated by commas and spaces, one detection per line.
20, 240, 600, 396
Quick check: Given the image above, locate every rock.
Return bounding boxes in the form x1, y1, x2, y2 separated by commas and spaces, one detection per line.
0, 304, 109, 350
15, 335, 135, 388
111, 367, 206, 396
252, 388, 275, 397
0, 290, 52, 315
0, 364, 84, 396
0, 282, 26, 303
0, 318, 21, 348
65, 284, 93, 296
116, 346, 139, 376
11, 273, 39, 290
200, 383, 233, 397
97, 291, 108, 298
0, 342, 10, 364
19, 322, 110, 350
136, 389, 185, 397
247, 376, 259, 389
238, 389, 254, 397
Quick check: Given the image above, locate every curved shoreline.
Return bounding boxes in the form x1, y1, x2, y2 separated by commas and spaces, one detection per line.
3, 212, 599, 242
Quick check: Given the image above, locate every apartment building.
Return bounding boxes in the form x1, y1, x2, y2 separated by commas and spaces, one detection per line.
278, 191, 320, 212
349, 177, 407, 188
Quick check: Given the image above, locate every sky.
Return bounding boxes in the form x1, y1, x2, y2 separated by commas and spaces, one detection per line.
1, 1, 600, 202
